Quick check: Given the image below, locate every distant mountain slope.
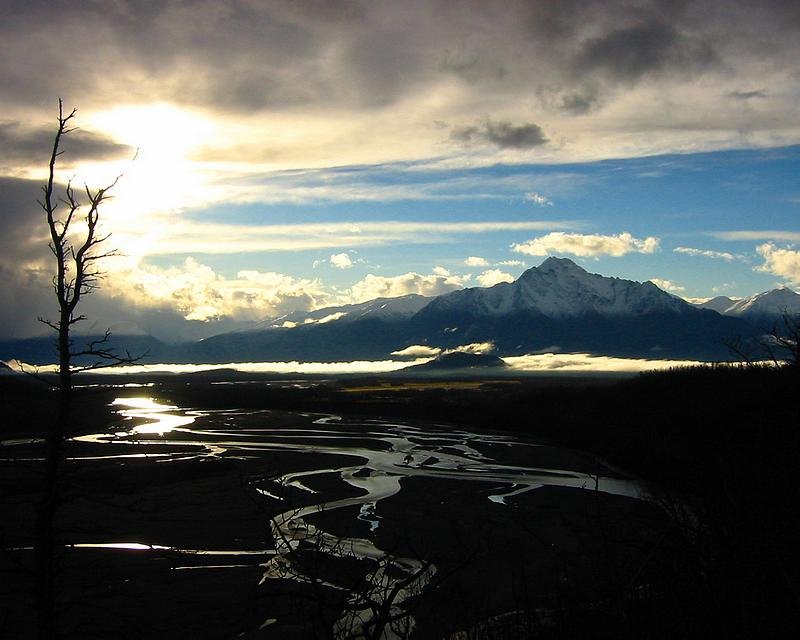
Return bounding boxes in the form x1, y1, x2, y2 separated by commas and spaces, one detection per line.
403, 351, 508, 372
0, 334, 169, 366
178, 316, 411, 363
2, 259, 762, 364
180, 257, 754, 362
418, 257, 687, 318
260, 294, 432, 329
724, 288, 800, 320
693, 287, 800, 326
405, 257, 753, 359
694, 296, 739, 314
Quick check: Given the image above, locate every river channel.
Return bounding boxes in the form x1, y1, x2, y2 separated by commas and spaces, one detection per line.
1, 393, 649, 639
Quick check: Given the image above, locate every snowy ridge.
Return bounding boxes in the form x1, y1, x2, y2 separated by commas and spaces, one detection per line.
424, 257, 689, 319
694, 288, 800, 318
262, 294, 432, 329
724, 288, 800, 317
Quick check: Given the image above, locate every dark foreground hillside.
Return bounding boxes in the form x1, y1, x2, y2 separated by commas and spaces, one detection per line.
1, 365, 798, 638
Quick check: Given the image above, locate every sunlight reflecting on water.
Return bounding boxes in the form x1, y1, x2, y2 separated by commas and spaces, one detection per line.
63, 398, 647, 637
111, 397, 196, 434
72, 542, 172, 551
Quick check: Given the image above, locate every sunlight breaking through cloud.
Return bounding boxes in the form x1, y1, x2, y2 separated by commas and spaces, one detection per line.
113, 258, 328, 321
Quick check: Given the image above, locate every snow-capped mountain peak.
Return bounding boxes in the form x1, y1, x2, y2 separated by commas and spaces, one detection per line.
536, 255, 585, 273
421, 257, 688, 319
724, 287, 800, 318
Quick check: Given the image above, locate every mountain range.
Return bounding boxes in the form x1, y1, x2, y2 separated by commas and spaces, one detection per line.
4, 257, 794, 365
693, 288, 800, 324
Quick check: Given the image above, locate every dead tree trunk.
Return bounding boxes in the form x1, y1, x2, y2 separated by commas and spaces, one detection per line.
33, 99, 139, 640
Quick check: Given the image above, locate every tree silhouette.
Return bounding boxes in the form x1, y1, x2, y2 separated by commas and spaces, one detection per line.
725, 309, 800, 368
34, 99, 141, 639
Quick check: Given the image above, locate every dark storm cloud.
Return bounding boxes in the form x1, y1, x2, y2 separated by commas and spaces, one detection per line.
0, 1, 325, 111
573, 21, 718, 83
0, 121, 132, 167
483, 121, 548, 149
0, 177, 50, 263
0, 176, 54, 337
438, 50, 507, 84
559, 92, 598, 115
728, 89, 768, 100
450, 119, 547, 149
0, 0, 798, 117
0, 0, 798, 342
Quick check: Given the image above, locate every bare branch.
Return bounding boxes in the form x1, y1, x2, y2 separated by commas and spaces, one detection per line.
37, 317, 60, 332
10, 360, 59, 390
727, 308, 800, 368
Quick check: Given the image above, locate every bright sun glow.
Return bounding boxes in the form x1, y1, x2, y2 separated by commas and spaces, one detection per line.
75, 103, 219, 257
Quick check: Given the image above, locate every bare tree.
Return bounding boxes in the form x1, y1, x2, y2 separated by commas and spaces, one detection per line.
34, 99, 140, 640
760, 310, 800, 368
725, 309, 800, 368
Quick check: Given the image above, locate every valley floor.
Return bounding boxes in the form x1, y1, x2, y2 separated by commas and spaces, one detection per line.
1, 365, 798, 638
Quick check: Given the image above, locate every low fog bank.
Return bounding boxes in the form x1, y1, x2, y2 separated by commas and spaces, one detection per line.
2, 352, 709, 378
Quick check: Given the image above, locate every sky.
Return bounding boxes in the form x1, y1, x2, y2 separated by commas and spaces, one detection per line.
1, 0, 799, 342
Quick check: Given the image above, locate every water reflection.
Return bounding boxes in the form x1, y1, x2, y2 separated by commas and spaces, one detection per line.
67, 396, 644, 637
111, 397, 196, 435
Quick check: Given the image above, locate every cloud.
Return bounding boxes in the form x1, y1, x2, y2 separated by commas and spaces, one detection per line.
2, 0, 800, 173
713, 231, 800, 242
330, 252, 354, 269
573, 21, 718, 83
0, 176, 50, 268
649, 278, 686, 293
24, 359, 433, 377
477, 269, 515, 287
525, 191, 553, 206
756, 243, 800, 284
348, 271, 469, 303
512, 232, 660, 258
3, 0, 800, 343
390, 345, 442, 358
115, 258, 329, 322
712, 282, 737, 294
0, 246, 304, 342
0, 176, 77, 338
674, 246, 736, 261
432, 266, 450, 276
213, 164, 591, 205
0, 121, 132, 169
450, 118, 547, 149
496, 259, 525, 267
505, 353, 703, 373
110, 220, 579, 256
445, 342, 495, 355
464, 256, 489, 267
559, 91, 599, 115
438, 49, 507, 84
316, 312, 348, 324
728, 89, 767, 100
